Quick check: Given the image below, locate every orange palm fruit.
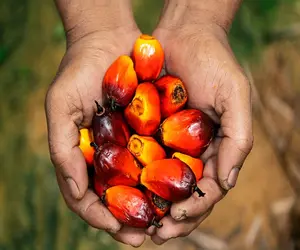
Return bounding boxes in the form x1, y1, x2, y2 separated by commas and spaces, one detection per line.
154, 75, 188, 118
124, 83, 161, 135
103, 55, 138, 108
103, 185, 162, 228
92, 101, 130, 147
93, 175, 109, 197
127, 134, 166, 166
140, 159, 205, 202
79, 128, 95, 166
93, 142, 141, 187
132, 34, 164, 81
145, 189, 171, 220
172, 152, 204, 181
158, 109, 215, 157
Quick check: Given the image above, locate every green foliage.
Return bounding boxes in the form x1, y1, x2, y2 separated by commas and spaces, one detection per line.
0, 1, 28, 65
133, 0, 164, 34
52, 23, 65, 43
229, 0, 297, 60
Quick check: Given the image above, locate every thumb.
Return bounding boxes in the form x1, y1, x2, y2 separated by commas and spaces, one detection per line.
45, 74, 89, 200
216, 74, 253, 190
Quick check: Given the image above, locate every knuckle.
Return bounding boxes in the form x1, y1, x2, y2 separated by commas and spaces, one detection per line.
236, 135, 254, 155
77, 196, 97, 219
157, 231, 174, 241
49, 143, 70, 169
104, 222, 122, 234
63, 197, 78, 214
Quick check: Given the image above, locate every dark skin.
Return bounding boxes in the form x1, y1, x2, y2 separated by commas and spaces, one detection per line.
45, 0, 253, 247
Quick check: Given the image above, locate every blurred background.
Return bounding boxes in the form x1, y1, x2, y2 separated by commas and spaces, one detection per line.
1, 0, 300, 249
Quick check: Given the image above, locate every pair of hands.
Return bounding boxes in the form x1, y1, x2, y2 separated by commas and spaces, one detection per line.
45, 6, 253, 247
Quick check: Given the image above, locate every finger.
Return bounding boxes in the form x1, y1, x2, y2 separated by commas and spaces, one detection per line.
56, 169, 122, 233
110, 226, 146, 248
151, 210, 212, 245
200, 137, 222, 163
216, 75, 253, 190
45, 86, 88, 200
202, 156, 218, 180
171, 177, 225, 220
145, 225, 157, 236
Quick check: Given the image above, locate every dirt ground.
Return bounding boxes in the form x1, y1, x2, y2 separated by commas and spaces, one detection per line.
121, 118, 295, 250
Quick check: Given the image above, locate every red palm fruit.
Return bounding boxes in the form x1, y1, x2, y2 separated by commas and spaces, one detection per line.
93, 175, 109, 197
79, 128, 95, 166
158, 109, 215, 157
154, 75, 188, 118
140, 159, 205, 202
127, 134, 166, 166
132, 34, 164, 81
145, 189, 171, 220
103, 55, 138, 108
93, 142, 141, 187
124, 83, 161, 135
172, 152, 204, 181
92, 101, 130, 147
103, 185, 162, 228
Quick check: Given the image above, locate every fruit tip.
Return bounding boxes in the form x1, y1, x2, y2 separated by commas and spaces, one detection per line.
100, 194, 106, 204
90, 142, 99, 151
110, 98, 118, 111
151, 218, 163, 228
94, 100, 105, 115
193, 186, 206, 197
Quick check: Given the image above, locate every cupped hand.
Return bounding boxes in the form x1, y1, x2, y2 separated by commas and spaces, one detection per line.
147, 23, 253, 244
45, 27, 148, 247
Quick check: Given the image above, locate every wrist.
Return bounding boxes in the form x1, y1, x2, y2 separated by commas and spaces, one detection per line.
55, 0, 137, 45
160, 0, 242, 32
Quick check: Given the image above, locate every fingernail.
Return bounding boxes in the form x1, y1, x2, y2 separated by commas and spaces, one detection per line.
223, 167, 240, 190
174, 215, 186, 221
66, 177, 80, 199
173, 209, 187, 221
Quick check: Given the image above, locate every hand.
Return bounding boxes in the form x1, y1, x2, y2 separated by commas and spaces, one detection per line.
147, 5, 253, 245
45, 2, 147, 246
